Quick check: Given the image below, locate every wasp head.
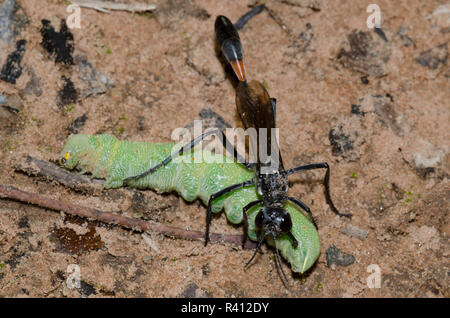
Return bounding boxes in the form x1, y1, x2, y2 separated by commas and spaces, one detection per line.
255, 206, 298, 248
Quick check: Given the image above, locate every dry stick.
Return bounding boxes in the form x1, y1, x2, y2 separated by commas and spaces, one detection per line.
0, 185, 256, 249
13, 157, 257, 248
71, 0, 156, 13
16, 156, 103, 194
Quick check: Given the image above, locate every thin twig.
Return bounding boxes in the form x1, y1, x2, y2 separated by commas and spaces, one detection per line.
0, 185, 257, 249
71, 0, 156, 13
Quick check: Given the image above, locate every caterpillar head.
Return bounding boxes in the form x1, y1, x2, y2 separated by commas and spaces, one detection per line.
60, 134, 92, 169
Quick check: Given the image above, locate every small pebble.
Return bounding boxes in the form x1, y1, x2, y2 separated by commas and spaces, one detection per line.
360, 76, 369, 84
326, 245, 355, 267
339, 223, 368, 240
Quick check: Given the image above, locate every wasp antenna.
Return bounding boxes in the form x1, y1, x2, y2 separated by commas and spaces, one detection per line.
273, 232, 290, 286
245, 232, 266, 268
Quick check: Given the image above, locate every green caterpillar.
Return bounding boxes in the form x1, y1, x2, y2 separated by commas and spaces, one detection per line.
60, 134, 320, 273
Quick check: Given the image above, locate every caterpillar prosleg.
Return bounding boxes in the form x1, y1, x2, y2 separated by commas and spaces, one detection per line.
60, 134, 320, 273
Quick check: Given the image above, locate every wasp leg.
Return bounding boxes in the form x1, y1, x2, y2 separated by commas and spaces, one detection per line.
123, 129, 253, 184
287, 196, 317, 229
234, 4, 265, 30
205, 180, 254, 246
286, 162, 351, 218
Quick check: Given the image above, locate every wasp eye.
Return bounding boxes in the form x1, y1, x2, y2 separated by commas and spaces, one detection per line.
255, 211, 264, 229
279, 214, 292, 233
60, 157, 66, 164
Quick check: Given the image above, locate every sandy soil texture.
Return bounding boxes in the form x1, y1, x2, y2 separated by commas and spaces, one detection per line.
0, 0, 448, 297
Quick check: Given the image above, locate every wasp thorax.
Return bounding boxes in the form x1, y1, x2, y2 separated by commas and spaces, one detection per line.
257, 172, 289, 204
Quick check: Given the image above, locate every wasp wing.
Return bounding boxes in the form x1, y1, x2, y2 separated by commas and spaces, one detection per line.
236, 80, 283, 171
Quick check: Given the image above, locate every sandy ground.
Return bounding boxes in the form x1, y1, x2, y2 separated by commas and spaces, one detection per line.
0, 0, 449, 297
